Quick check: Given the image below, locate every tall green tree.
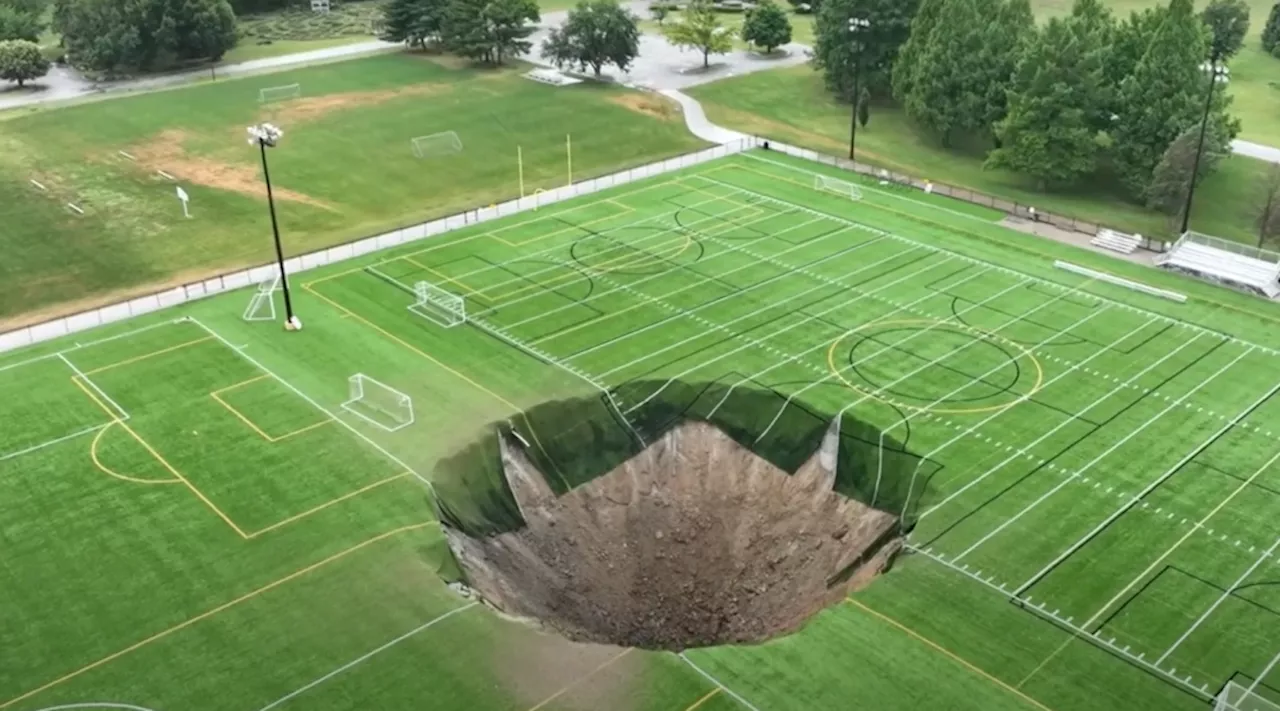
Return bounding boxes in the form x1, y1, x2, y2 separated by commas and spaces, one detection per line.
1110, 0, 1233, 199
1263, 2, 1280, 55
55, 0, 236, 72
814, 0, 919, 100
987, 13, 1107, 188
442, 0, 539, 64
890, 0, 942, 105
976, 0, 1033, 136
741, 0, 790, 54
1105, 6, 1166, 105
0, 5, 42, 41
1201, 0, 1249, 59
661, 0, 732, 68
1066, 0, 1116, 133
1144, 119, 1232, 218
541, 0, 639, 75
381, 0, 447, 48
0, 38, 48, 85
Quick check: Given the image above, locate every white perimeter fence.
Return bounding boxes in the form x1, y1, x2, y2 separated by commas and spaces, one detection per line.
0, 135, 1173, 354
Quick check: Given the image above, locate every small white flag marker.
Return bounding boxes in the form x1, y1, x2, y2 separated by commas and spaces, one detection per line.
176, 186, 191, 218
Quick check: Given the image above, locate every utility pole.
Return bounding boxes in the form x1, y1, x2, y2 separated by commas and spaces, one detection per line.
1180, 55, 1229, 236
247, 123, 301, 331
848, 17, 871, 162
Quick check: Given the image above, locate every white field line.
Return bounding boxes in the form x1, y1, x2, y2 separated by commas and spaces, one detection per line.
1245, 648, 1280, 700
0, 423, 110, 463
33, 704, 156, 711
1156, 532, 1280, 664
58, 353, 129, 420
905, 314, 1159, 499
952, 345, 1255, 567
882, 301, 1114, 517
439, 189, 770, 306
189, 318, 434, 491
916, 329, 1207, 523
253, 602, 478, 711
585, 243, 926, 375
620, 256, 984, 414
728, 154, 1280, 357
678, 653, 762, 711
503, 214, 841, 337
0, 318, 188, 376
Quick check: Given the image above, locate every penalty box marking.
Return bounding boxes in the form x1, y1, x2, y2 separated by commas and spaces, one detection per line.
209, 374, 334, 444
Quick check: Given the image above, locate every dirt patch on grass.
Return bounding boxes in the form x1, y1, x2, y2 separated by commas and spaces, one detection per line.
127, 130, 331, 209
445, 419, 902, 652
608, 93, 682, 122
494, 626, 639, 711
261, 82, 451, 124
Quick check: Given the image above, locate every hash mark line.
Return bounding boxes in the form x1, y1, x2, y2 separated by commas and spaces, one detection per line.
951, 345, 1253, 567
58, 353, 130, 420
1010, 352, 1275, 596
0, 423, 110, 463
253, 602, 479, 711
916, 331, 1208, 522
678, 653, 762, 711
1156, 533, 1280, 664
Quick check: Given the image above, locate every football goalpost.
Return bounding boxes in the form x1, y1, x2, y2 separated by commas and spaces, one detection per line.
409, 280, 465, 327
411, 131, 463, 159
341, 374, 414, 432
814, 174, 864, 201
241, 276, 280, 322
258, 83, 301, 104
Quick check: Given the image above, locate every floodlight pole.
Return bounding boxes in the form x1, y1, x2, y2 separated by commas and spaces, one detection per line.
848, 17, 871, 162
248, 123, 297, 327
1180, 54, 1229, 236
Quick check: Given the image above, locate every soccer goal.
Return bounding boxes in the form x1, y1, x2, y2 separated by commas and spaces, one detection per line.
411, 131, 463, 159
409, 280, 465, 327
341, 374, 414, 432
1216, 682, 1280, 711
258, 83, 301, 104
814, 174, 863, 201
242, 276, 280, 322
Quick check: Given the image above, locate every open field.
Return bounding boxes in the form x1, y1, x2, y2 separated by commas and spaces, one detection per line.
0, 52, 704, 329
4, 150, 1280, 710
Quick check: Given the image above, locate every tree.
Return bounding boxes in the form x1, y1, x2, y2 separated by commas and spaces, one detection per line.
857, 86, 869, 126
895, 0, 997, 146
0, 38, 48, 86
1201, 0, 1249, 60
1262, 2, 1280, 55
55, 0, 237, 72
650, 3, 668, 24
0, 5, 42, 41
741, 0, 790, 54
382, 0, 447, 48
987, 14, 1107, 189
890, 0, 942, 105
975, 0, 1033, 136
541, 0, 639, 76
1110, 0, 1233, 198
441, 0, 539, 64
1144, 119, 1231, 218
661, 0, 731, 68
814, 0, 919, 100
1067, 0, 1116, 134
1255, 165, 1280, 247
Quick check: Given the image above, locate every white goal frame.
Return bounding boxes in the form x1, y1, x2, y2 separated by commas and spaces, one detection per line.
341, 373, 414, 432
814, 174, 863, 201
1217, 682, 1280, 711
410, 280, 465, 327
258, 83, 301, 104
411, 131, 463, 159
241, 276, 280, 322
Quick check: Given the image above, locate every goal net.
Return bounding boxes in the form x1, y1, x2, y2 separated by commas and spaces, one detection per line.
242, 276, 279, 322
411, 131, 463, 159
814, 174, 863, 201
341, 374, 414, 432
410, 280, 465, 327
1217, 683, 1280, 711
258, 83, 301, 104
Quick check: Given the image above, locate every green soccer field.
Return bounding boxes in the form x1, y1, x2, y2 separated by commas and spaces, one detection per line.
4, 150, 1280, 711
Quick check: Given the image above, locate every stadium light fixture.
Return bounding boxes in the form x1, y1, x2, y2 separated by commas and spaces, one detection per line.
847, 17, 872, 162
246, 123, 300, 331
1180, 57, 1230, 236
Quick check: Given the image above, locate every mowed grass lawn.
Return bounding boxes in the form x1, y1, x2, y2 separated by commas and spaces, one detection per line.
0, 52, 705, 328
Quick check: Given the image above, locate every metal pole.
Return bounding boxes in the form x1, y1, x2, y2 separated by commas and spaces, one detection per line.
1180, 62, 1221, 236
849, 45, 861, 162
258, 139, 296, 324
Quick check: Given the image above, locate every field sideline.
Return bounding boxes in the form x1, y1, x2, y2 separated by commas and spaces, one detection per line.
2, 150, 1280, 711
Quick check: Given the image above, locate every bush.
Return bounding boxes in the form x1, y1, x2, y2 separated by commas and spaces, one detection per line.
0, 38, 49, 86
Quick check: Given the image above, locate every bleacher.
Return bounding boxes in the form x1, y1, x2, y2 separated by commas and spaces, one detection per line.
1156, 231, 1280, 298
1090, 228, 1141, 255
524, 68, 583, 86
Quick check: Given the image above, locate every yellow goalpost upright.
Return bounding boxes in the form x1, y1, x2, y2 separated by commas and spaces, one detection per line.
517, 135, 573, 199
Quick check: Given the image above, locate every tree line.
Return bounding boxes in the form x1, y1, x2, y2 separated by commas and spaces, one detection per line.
813, 0, 1247, 220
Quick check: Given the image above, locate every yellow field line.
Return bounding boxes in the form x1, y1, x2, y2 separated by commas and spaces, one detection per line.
209, 389, 276, 442
302, 283, 521, 414
71, 377, 249, 539
0, 522, 440, 710
210, 375, 334, 443
269, 419, 334, 442
245, 473, 410, 539
211, 374, 271, 395
843, 598, 1056, 711
526, 648, 632, 711
683, 687, 722, 711
81, 336, 215, 376
493, 200, 635, 247
404, 256, 486, 298
88, 421, 182, 485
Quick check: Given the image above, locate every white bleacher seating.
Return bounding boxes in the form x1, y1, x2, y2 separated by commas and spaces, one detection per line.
1157, 240, 1280, 298
1090, 228, 1141, 255
524, 68, 583, 86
